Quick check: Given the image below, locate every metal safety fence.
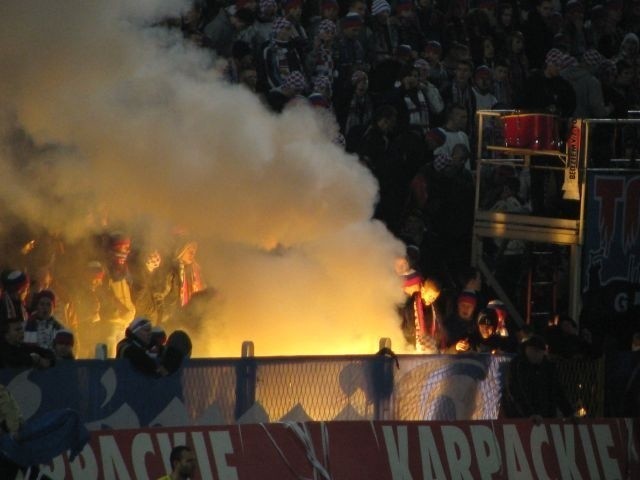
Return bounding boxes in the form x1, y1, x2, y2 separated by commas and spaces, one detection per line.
0, 353, 611, 429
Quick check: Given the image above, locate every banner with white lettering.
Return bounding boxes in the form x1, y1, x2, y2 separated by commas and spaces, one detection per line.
563, 118, 582, 200
38, 420, 640, 479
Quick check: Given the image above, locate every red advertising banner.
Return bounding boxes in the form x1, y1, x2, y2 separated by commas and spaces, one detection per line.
39, 419, 639, 479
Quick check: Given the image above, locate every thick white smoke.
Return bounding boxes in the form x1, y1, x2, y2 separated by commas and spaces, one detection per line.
0, 0, 407, 356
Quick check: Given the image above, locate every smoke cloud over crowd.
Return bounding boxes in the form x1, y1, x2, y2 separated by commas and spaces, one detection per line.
0, 0, 406, 356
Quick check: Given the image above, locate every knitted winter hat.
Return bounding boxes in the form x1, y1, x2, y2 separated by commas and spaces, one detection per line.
3, 270, 29, 292
457, 289, 478, 309
321, 0, 338, 10
425, 41, 442, 53
559, 54, 578, 70
433, 153, 452, 171
397, 44, 413, 57
413, 59, 429, 70
426, 128, 446, 147
128, 318, 152, 335
477, 308, 498, 327
396, 0, 414, 12
486, 299, 507, 323
317, 18, 336, 35
282, 0, 302, 12
272, 16, 292, 34
402, 270, 423, 290
283, 71, 307, 93
259, 0, 277, 11
474, 65, 492, 79
545, 48, 565, 67
313, 75, 332, 94
308, 93, 330, 108
582, 49, 603, 67
565, 0, 584, 13
371, 0, 391, 16
341, 13, 363, 29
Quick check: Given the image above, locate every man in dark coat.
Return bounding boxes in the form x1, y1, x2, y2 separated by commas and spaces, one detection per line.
502, 335, 574, 420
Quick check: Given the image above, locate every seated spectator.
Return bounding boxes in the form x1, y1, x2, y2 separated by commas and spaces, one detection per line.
52, 329, 75, 361
502, 335, 574, 420
23, 289, 65, 351
0, 317, 55, 369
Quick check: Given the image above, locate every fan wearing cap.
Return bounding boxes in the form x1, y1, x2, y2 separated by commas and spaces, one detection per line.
282, 0, 309, 56
335, 13, 368, 84
203, 3, 256, 58
116, 318, 169, 376
254, 0, 278, 47
369, 0, 398, 64
518, 48, 576, 117
392, 64, 431, 134
261, 16, 305, 90
442, 290, 479, 353
469, 308, 516, 353
472, 65, 497, 111
502, 334, 574, 420
307, 20, 336, 80
395, 0, 424, 53
53, 329, 75, 361
522, 0, 554, 69
559, 48, 610, 118
24, 289, 66, 352
342, 70, 373, 143
414, 59, 444, 118
421, 41, 447, 90
441, 60, 477, 139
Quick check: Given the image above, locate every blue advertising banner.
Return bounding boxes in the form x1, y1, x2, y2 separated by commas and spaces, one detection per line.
582, 173, 640, 349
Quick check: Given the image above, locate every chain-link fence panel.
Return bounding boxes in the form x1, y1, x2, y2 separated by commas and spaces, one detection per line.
250, 356, 376, 422
181, 358, 238, 425
554, 357, 605, 417
391, 354, 512, 421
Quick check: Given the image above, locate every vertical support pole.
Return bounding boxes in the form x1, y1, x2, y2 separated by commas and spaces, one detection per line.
235, 341, 256, 421
372, 338, 395, 421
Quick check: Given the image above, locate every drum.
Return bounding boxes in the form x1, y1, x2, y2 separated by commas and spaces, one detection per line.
503, 113, 560, 150
503, 114, 533, 148
531, 113, 560, 150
